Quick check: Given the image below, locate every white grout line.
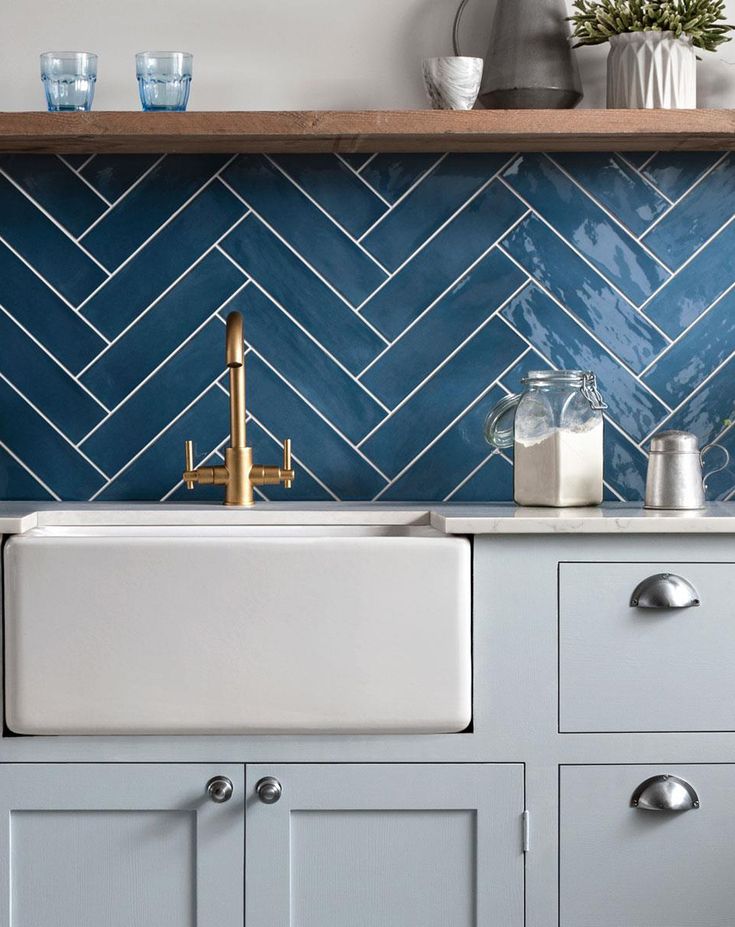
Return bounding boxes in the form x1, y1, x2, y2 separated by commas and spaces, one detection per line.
638, 277, 735, 378
216, 176, 390, 342
354, 154, 519, 314
0, 371, 109, 479
76, 154, 167, 239
497, 174, 675, 341
88, 374, 225, 500
75, 217, 251, 378
334, 152, 393, 207
0, 437, 62, 501
370, 348, 530, 500
613, 152, 675, 206
263, 154, 392, 275
356, 152, 378, 174
356, 212, 532, 380
637, 212, 735, 315
0, 304, 110, 413
496, 244, 674, 415
74, 155, 240, 312
52, 154, 111, 207
76, 312, 226, 447
227, 273, 391, 414
544, 152, 674, 274
443, 448, 510, 502
357, 154, 447, 243
242, 340, 390, 483
0, 166, 111, 275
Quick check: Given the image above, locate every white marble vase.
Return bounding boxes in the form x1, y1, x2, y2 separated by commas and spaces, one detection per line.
607, 30, 697, 109
422, 56, 483, 110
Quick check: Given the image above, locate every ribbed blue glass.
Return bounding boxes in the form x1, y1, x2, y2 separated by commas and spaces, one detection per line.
136, 51, 192, 112
40, 52, 97, 112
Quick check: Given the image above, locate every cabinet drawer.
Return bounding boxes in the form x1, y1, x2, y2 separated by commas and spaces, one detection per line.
559, 562, 735, 732
561, 764, 735, 927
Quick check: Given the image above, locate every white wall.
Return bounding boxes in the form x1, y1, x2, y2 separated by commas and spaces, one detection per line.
3, 0, 735, 111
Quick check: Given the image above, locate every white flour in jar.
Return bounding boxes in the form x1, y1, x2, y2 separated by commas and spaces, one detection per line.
514, 421, 604, 507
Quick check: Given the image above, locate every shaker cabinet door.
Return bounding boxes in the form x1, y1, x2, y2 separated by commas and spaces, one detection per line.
0, 763, 244, 927
246, 763, 524, 927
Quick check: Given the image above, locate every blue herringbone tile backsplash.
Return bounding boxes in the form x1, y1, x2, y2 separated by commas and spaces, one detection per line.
0, 150, 734, 503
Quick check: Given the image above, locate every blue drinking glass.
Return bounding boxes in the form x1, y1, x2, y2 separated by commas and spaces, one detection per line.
40, 52, 97, 112
136, 51, 192, 111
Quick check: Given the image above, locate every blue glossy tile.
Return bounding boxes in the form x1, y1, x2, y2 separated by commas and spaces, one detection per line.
603, 428, 648, 500
642, 152, 722, 200
362, 154, 508, 271
246, 355, 387, 499
503, 154, 669, 301
360, 154, 441, 203
81, 154, 160, 202
644, 288, 735, 406
221, 214, 384, 374
0, 174, 106, 305
82, 250, 245, 408
81, 181, 246, 338
362, 318, 525, 478
502, 284, 668, 440
0, 241, 104, 372
0, 377, 104, 497
553, 152, 669, 236
502, 214, 667, 372
643, 219, 735, 337
229, 286, 385, 443
362, 248, 525, 407
340, 153, 374, 171
361, 179, 527, 339
81, 320, 225, 476
0, 443, 54, 500
97, 386, 229, 501
222, 155, 386, 306
665, 354, 735, 445
0, 155, 107, 236
83, 155, 229, 269
272, 154, 387, 237
0, 311, 105, 441
380, 386, 506, 501
450, 452, 514, 502
644, 155, 735, 268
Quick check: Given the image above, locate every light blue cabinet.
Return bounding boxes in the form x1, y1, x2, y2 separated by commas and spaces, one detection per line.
0, 764, 244, 927
246, 763, 525, 927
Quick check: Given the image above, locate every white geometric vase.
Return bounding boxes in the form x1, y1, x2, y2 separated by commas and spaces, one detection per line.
607, 30, 697, 109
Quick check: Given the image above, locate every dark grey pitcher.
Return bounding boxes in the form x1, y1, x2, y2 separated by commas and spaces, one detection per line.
453, 0, 583, 109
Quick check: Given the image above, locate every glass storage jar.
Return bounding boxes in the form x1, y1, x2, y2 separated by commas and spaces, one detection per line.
485, 370, 606, 507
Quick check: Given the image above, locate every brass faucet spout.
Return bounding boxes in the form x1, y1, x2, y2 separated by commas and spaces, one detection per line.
182, 309, 295, 505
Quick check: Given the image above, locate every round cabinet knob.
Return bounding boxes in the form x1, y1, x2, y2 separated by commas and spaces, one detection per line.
256, 776, 282, 804
206, 776, 234, 804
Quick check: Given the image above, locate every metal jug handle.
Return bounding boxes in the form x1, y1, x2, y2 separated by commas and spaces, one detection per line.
452, 0, 471, 56
701, 443, 730, 491
484, 393, 521, 450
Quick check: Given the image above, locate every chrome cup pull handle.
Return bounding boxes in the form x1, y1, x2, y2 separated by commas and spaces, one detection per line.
630, 573, 700, 609
631, 775, 700, 812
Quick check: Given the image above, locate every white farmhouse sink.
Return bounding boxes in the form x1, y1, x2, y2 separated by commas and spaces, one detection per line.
3, 526, 471, 735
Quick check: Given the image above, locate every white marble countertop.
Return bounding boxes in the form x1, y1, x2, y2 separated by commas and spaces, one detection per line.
2, 501, 735, 535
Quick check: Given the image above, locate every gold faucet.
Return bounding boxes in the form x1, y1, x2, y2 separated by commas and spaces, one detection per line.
182, 310, 295, 506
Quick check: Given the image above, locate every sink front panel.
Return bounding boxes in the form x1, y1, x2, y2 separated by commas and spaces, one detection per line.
3, 526, 471, 735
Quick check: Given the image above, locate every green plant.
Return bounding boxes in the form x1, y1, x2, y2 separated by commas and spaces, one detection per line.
568, 0, 734, 51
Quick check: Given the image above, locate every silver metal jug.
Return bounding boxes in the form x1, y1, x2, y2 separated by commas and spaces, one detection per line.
453, 0, 583, 109
644, 431, 730, 510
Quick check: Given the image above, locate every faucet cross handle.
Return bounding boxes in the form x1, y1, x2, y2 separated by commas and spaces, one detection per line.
184, 440, 195, 490
282, 438, 293, 489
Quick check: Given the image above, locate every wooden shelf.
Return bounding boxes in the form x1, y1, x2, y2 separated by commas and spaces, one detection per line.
0, 109, 734, 153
